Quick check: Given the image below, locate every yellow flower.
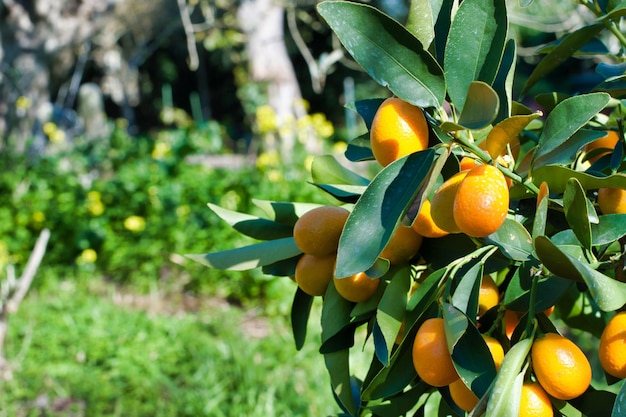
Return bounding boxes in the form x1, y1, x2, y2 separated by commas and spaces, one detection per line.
50, 129, 66, 144
32, 211, 45, 224
256, 150, 280, 169
152, 142, 171, 159
332, 141, 348, 154
267, 169, 283, 183
86, 191, 105, 216
78, 248, 97, 264
43, 122, 57, 137
124, 215, 146, 232
16, 96, 32, 111
256, 105, 278, 134
311, 113, 334, 138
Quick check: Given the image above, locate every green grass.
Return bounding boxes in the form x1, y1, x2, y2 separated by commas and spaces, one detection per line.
1, 277, 337, 417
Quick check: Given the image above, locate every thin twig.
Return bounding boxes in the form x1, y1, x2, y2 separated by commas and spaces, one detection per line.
177, 0, 199, 71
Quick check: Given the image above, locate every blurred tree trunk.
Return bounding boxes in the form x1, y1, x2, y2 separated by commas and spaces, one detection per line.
238, 0, 320, 162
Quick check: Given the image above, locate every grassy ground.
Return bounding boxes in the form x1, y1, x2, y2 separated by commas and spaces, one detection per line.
0, 276, 338, 417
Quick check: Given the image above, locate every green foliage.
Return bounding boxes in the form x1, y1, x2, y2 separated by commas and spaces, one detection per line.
191, 0, 626, 416
1, 280, 335, 416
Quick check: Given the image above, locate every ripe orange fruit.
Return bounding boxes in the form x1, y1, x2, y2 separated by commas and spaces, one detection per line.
412, 317, 458, 387
412, 199, 449, 238
370, 97, 429, 167
430, 171, 468, 234
294, 253, 335, 296
531, 333, 592, 400
519, 382, 554, 417
504, 310, 520, 339
478, 275, 499, 316
293, 206, 350, 256
453, 164, 509, 238
333, 272, 380, 303
597, 186, 626, 214
483, 335, 504, 371
449, 378, 479, 411
380, 225, 423, 264
459, 156, 481, 171
584, 130, 619, 163
599, 311, 626, 379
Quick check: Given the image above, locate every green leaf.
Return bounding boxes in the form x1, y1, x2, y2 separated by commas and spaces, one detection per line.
311, 155, 370, 186
261, 255, 299, 276
518, 165, 626, 196
406, 0, 444, 49
484, 113, 541, 159
336, 149, 437, 278
443, 303, 497, 398
312, 183, 364, 203
534, 236, 626, 311
612, 376, 626, 416
569, 386, 617, 417
485, 338, 532, 417
366, 383, 428, 417
207, 203, 294, 240
291, 288, 313, 350
444, 0, 508, 112
532, 93, 611, 168
375, 267, 411, 365
521, 24, 605, 95
533, 129, 608, 168
186, 237, 302, 271
450, 260, 484, 320
593, 214, 626, 245
346, 98, 385, 130
317, 1, 445, 108
532, 182, 549, 239
503, 262, 572, 312
252, 199, 321, 225
599, 3, 626, 21
324, 349, 358, 416
594, 75, 626, 98
484, 218, 534, 262
345, 133, 374, 162
492, 38, 517, 123
321, 280, 356, 352
563, 178, 593, 250
456, 81, 500, 129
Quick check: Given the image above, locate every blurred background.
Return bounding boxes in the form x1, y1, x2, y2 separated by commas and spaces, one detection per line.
0, 0, 606, 415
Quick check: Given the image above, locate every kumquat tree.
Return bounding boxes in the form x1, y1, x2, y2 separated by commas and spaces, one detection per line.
189, 0, 626, 416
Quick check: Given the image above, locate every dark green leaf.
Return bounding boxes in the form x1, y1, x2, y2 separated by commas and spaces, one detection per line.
492, 38, 517, 123
186, 237, 302, 271
312, 183, 364, 203
534, 92, 572, 113
594, 75, 626, 98
569, 386, 617, 417
518, 165, 626, 197
336, 149, 437, 278
533, 129, 608, 168
521, 24, 605, 95
311, 155, 370, 186
317, 1, 445, 108
485, 218, 534, 262
252, 199, 321, 225
420, 233, 477, 270
563, 178, 593, 250
457, 81, 500, 129
450, 260, 483, 320
366, 382, 427, 417
207, 203, 294, 240
345, 133, 374, 162
444, 0, 508, 111
534, 236, 626, 311
558, 285, 605, 338
532, 182, 549, 239
321, 280, 356, 350
291, 288, 313, 350
375, 266, 411, 365
599, 3, 626, 21
532, 93, 611, 168
261, 255, 299, 276
503, 262, 572, 312
443, 303, 496, 398
324, 349, 358, 416
346, 98, 385, 130
612, 376, 626, 416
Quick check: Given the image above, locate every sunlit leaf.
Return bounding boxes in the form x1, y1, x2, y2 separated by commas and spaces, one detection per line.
317, 1, 445, 108
406, 0, 445, 49
346, 98, 385, 130
375, 266, 411, 365
207, 203, 294, 240
346, 133, 374, 162
532, 182, 549, 238
503, 262, 572, 312
533, 129, 607, 168
336, 149, 437, 278
593, 214, 626, 245
321, 280, 356, 352
484, 218, 534, 262
313, 183, 364, 203
563, 178, 593, 250
186, 237, 302, 271
534, 236, 626, 312
594, 75, 626, 98
484, 113, 541, 159
444, 0, 507, 112
492, 38, 517, 123
291, 288, 313, 350
521, 24, 604, 95
252, 199, 321, 225
518, 165, 626, 196
456, 81, 500, 129
324, 349, 358, 416
532, 93, 611, 168
311, 155, 370, 186
450, 260, 483, 320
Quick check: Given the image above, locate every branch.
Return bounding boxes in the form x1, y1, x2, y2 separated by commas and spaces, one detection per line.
177, 0, 199, 71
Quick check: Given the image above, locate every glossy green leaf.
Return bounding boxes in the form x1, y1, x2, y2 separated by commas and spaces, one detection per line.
312, 183, 364, 204
532, 93, 611, 168
612, 376, 626, 417
311, 155, 370, 186
261, 255, 299, 276
563, 178, 593, 250
558, 285, 606, 338
519, 165, 626, 196
484, 113, 541, 159
207, 203, 294, 240
521, 24, 604, 95
444, 0, 508, 112
252, 199, 321, 225
345, 133, 374, 162
599, 3, 626, 21
569, 386, 617, 417
406, 0, 444, 49
593, 214, 626, 245
485, 337, 532, 417
594, 75, 626, 98
317, 1, 445, 108
450, 260, 483, 320
443, 303, 497, 398
366, 382, 427, 417
186, 237, 302, 271
324, 349, 358, 416
375, 266, 411, 365
534, 236, 626, 311
291, 288, 313, 350
503, 262, 572, 312
534, 92, 572, 113
484, 218, 534, 262
336, 149, 437, 278
532, 182, 549, 239
492, 38, 517, 123
321, 280, 356, 352
457, 81, 500, 129
420, 233, 478, 270
533, 129, 607, 168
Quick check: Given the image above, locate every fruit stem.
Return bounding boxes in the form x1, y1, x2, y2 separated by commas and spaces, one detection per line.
525, 269, 541, 336
453, 135, 493, 165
